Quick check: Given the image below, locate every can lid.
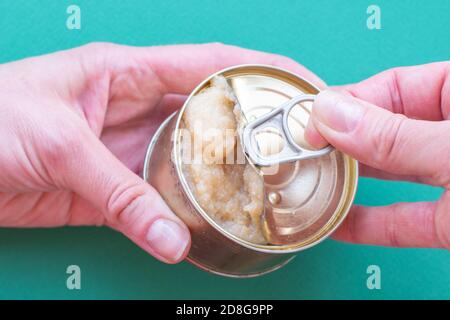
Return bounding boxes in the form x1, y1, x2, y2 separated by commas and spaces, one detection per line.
227, 71, 352, 246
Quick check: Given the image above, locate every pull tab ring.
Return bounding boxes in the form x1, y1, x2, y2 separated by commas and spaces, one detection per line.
242, 94, 333, 167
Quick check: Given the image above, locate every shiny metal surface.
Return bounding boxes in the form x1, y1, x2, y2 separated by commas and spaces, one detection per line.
143, 64, 358, 277
226, 66, 358, 246
241, 94, 333, 167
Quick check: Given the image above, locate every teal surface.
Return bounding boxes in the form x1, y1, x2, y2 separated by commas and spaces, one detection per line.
0, 0, 448, 299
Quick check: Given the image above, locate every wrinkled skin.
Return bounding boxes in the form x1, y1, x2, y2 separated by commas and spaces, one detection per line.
306, 62, 450, 249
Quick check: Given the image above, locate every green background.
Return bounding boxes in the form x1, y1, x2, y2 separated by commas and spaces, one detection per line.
0, 0, 448, 299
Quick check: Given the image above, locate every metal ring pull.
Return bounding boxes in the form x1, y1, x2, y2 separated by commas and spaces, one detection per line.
242, 94, 333, 166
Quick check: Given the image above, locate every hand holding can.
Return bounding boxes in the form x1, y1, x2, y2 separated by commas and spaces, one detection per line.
305, 62, 450, 249
0, 42, 447, 275
0, 42, 323, 265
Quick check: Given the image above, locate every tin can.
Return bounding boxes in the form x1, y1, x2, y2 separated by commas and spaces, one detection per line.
143, 65, 358, 277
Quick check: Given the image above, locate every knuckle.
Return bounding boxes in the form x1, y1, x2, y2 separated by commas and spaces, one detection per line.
205, 42, 236, 60
433, 144, 450, 188
387, 67, 406, 113
416, 202, 439, 247
200, 42, 229, 54
105, 182, 150, 224
206, 41, 227, 49
39, 122, 86, 174
346, 206, 360, 243
436, 192, 450, 250
76, 42, 118, 70
270, 54, 295, 68
371, 114, 407, 168
81, 42, 117, 53
385, 205, 401, 247
437, 225, 450, 251
434, 169, 450, 189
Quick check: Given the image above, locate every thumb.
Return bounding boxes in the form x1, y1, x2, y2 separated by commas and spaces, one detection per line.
305, 90, 450, 183
59, 128, 190, 264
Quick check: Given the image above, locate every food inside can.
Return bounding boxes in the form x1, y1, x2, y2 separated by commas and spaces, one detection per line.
181, 76, 267, 244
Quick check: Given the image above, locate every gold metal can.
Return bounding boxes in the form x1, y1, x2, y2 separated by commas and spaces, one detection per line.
143, 65, 358, 277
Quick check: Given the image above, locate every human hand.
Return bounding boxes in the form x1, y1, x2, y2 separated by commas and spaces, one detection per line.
305, 62, 450, 249
0, 42, 324, 263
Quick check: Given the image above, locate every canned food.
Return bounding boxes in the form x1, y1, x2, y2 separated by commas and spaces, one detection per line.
143, 65, 358, 277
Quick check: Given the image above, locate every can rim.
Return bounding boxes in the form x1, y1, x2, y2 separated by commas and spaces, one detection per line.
185, 255, 296, 278
172, 64, 359, 254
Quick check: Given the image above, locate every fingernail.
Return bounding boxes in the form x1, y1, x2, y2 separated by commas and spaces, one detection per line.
146, 219, 189, 263
313, 91, 364, 132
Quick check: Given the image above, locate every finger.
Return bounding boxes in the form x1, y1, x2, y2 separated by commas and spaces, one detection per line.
52, 125, 191, 264
305, 90, 450, 186
100, 42, 326, 94
358, 164, 423, 184
338, 61, 450, 120
332, 199, 449, 249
